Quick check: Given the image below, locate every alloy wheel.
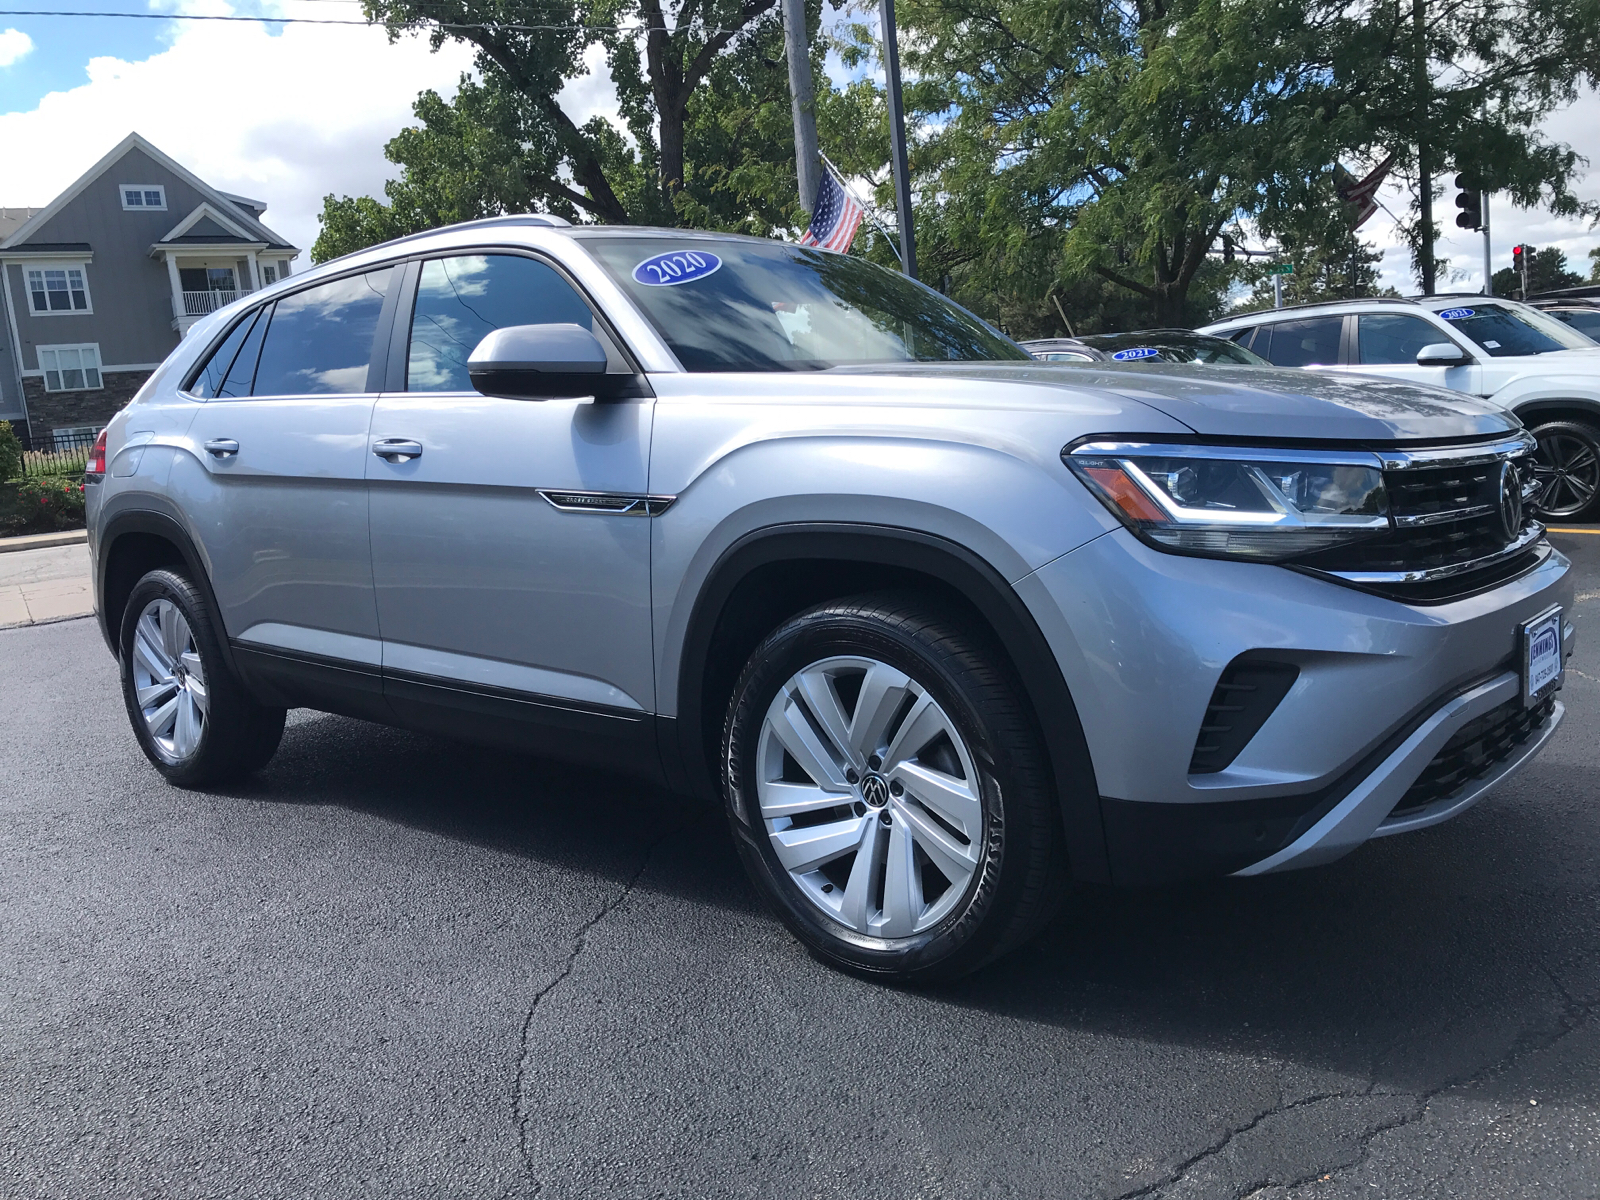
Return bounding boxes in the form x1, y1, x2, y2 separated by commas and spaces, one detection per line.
755, 655, 984, 939
1532, 431, 1600, 519
130, 598, 209, 763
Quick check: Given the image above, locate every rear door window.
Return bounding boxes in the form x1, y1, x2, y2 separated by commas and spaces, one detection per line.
1357, 314, 1457, 364
1255, 317, 1343, 367
189, 309, 261, 398
1551, 309, 1600, 340
407, 255, 595, 392
249, 267, 395, 396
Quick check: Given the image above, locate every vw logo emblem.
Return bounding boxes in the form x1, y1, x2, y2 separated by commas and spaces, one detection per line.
1498, 460, 1523, 541
860, 773, 890, 808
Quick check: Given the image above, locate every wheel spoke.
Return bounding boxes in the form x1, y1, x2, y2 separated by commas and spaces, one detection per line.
144, 693, 179, 739
136, 678, 178, 708
174, 691, 201, 756
158, 601, 185, 662
890, 759, 981, 840
768, 696, 851, 791
793, 668, 854, 764
758, 781, 848, 820
848, 662, 912, 758
1567, 473, 1596, 501
769, 814, 870, 874
874, 821, 922, 938
898, 801, 981, 886
134, 615, 174, 678
883, 693, 948, 771
185, 672, 209, 716
838, 815, 885, 931
1564, 447, 1597, 474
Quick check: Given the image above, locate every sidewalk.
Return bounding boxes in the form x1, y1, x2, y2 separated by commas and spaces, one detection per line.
0, 542, 94, 630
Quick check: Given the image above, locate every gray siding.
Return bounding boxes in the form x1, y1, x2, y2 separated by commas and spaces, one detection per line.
6, 146, 215, 371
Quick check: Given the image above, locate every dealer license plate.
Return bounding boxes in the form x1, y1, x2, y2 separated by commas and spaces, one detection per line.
1522, 607, 1563, 707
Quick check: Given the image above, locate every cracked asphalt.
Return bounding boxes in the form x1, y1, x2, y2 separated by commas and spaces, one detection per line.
3, 532, 1599, 1199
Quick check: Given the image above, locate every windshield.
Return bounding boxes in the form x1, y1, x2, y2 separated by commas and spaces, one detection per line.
1080, 332, 1268, 365
582, 236, 1029, 371
1429, 301, 1594, 357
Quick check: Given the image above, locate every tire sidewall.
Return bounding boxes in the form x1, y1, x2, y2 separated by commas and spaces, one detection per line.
724, 605, 1024, 981
1532, 420, 1600, 522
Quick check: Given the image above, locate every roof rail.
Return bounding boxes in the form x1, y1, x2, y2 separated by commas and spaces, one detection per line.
310, 212, 576, 270
1219, 295, 1420, 319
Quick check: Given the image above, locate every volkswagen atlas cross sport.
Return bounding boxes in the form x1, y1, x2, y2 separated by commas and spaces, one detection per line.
1200, 297, 1600, 521
85, 218, 1575, 981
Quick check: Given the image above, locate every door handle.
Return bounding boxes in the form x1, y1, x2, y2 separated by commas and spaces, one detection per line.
373, 439, 423, 463
203, 439, 239, 458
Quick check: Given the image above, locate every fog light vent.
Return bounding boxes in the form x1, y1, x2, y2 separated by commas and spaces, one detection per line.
1188, 659, 1300, 775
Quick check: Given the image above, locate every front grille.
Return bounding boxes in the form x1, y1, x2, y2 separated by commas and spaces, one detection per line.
1297, 450, 1543, 600
1388, 694, 1556, 816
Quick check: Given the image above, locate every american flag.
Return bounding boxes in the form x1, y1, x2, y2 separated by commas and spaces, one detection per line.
800, 169, 865, 253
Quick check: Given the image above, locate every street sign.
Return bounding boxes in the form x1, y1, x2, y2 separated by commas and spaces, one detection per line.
1267, 263, 1295, 275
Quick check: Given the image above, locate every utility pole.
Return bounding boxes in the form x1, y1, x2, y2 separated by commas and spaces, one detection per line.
782, 0, 820, 217
879, 0, 917, 279
1414, 0, 1435, 295
1482, 192, 1492, 295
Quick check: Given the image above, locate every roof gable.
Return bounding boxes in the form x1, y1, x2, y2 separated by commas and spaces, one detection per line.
0, 133, 298, 253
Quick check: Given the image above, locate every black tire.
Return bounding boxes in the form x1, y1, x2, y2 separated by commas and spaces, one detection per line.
721, 592, 1069, 983
118, 568, 285, 787
1530, 420, 1600, 522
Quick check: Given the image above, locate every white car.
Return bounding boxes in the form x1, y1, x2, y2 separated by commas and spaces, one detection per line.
1202, 297, 1600, 521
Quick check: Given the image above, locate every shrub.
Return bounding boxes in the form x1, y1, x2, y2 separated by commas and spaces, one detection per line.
5, 475, 86, 533
0, 420, 21, 483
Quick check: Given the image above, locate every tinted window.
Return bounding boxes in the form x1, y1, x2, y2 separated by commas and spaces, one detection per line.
1433, 302, 1591, 357
189, 309, 260, 398
1358, 314, 1457, 364
1042, 351, 1095, 361
250, 267, 394, 396
583, 236, 1027, 371
1551, 309, 1600, 340
1256, 317, 1342, 367
408, 255, 594, 392
1081, 332, 1267, 364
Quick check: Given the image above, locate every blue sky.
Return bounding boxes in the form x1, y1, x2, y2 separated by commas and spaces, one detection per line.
0, 7, 172, 114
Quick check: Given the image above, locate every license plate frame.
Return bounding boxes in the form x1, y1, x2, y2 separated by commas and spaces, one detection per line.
1521, 605, 1564, 708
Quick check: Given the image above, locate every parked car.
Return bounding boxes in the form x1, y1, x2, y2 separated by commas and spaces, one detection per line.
1200, 297, 1600, 521
1022, 329, 1269, 365
1525, 286, 1600, 343
87, 220, 1573, 981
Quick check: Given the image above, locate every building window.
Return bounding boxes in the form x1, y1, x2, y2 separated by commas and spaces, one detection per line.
25, 266, 91, 314
262, 265, 277, 285
120, 184, 167, 210
38, 344, 103, 391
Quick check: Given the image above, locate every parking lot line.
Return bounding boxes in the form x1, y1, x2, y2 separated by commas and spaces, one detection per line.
1548, 528, 1600, 535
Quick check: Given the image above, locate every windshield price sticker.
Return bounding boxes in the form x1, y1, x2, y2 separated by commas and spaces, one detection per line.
1112, 347, 1160, 361
1439, 307, 1475, 320
1524, 608, 1563, 706
633, 250, 722, 287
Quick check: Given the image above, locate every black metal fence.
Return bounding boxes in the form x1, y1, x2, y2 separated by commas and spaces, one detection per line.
14, 427, 99, 478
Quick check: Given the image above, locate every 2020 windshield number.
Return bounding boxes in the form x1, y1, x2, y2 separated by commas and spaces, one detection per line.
633, 250, 722, 287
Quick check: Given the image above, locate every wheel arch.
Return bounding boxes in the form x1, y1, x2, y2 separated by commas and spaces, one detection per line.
1510, 397, 1600, 427
98, 509, 239, 677
670, 522, 1112, 884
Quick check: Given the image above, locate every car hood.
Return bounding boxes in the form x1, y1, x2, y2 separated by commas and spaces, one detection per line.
835, 362, 1520, 441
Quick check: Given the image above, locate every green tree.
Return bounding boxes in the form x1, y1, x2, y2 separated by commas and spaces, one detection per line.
866, 0, 1599, 322
1491, 245, 1585, 297
1590, 245, 1600, 283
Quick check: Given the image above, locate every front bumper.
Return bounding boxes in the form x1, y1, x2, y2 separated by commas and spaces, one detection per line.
1018, 528, 1573, 885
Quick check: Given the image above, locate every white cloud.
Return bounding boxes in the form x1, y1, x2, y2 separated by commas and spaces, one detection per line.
0, 27, 33, 67
0, 6, 476, 259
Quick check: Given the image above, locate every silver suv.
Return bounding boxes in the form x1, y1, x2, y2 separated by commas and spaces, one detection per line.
86, 220, 1574, 981
1201, 297, 1600, 520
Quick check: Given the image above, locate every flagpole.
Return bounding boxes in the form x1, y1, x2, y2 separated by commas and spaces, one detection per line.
878, 0, 917, 279
818, 150, 905, 267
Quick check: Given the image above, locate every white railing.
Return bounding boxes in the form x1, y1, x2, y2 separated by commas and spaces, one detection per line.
179, 288, 251, 317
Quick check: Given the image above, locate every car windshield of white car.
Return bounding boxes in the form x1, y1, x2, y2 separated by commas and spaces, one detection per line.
1434, 302, 1594, 357
583, 237, 1029, 371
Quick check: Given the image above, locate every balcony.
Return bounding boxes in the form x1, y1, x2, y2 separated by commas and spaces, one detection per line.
180, 287, 252, 317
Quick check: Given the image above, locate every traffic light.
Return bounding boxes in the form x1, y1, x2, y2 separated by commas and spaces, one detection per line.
1453, 175, 1482, 231
1513, 244, 1527, 274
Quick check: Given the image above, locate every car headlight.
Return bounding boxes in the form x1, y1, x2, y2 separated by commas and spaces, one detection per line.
1065, 440, 1391, 561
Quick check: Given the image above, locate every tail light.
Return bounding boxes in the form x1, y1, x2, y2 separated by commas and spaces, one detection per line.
85, 429, 108, 476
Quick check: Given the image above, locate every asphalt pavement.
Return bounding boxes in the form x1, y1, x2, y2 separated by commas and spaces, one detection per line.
3, 534, 1600, 1199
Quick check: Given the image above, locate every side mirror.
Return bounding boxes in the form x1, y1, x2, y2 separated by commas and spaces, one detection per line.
1416, 342, 1471, 367
467, 323, 642, 400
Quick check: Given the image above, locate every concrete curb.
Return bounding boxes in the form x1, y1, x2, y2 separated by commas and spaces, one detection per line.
0, 529, 87, 554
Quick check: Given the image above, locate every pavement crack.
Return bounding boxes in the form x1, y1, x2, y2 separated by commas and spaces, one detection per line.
507, 819, 686, 1198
